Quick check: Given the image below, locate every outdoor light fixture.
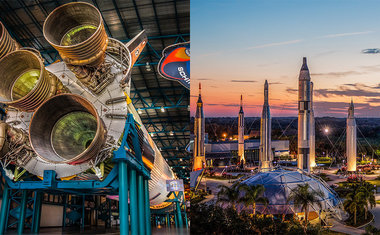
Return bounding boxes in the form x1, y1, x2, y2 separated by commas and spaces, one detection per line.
170, 131, 174, 136
160, 106, 165, 112
137, 108, 142, 114
150, 133, 154, 137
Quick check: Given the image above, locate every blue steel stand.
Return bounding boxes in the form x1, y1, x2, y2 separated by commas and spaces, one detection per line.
0, 113, 151, 234
165, 191, 185, 227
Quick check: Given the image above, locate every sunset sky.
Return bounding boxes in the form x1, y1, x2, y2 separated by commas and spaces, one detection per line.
190, 0, 380, 117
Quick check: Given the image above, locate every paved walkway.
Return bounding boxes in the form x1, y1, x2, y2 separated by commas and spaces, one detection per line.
200, 178, 233, 204
330, 219, 365, 235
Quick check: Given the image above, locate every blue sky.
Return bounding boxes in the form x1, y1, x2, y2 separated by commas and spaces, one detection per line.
191, 0, 380, 117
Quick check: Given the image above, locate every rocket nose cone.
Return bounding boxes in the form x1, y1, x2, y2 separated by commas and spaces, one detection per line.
301, 57, 309, 71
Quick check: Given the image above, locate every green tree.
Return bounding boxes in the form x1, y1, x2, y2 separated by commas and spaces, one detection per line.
287, 183, 325, 233
217, 184, 240, 210
343, 190, 366, 225
238, 184, 268, 215
358, 182, 376, 220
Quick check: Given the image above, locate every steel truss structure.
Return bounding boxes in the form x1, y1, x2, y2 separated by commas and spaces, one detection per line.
0, 114, 177, 234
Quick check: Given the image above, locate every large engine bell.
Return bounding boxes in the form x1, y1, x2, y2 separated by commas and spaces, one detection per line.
29, 94, 107, 165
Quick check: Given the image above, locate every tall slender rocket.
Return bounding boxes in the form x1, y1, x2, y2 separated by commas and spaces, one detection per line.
259, 80, 272, 170
346, 99, 357, 172
193, 83, 206, 171
310, 82, 316, 168
297, 57, 311, 173
238, 95, 245, 164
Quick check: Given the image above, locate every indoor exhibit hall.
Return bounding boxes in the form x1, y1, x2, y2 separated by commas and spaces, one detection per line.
0, 0, 190, 234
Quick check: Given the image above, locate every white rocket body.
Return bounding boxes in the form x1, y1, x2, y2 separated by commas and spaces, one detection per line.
297, 57, 311, 173
310, 82, 316, 168
238, 95, 245, 164
346, 100, 357, 172
259, 80, 272, 170
193, 83, 205, 171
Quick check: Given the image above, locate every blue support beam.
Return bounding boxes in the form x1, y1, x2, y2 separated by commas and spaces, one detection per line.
118, 161, 129, 234
17, 190, 28, 234
0, 183, 10, 234
144, 179, 151, 235
129, 168, 138, 235
165, 191, 185, 228
31, 191, 43, 233
81, 195, 85, 228
137, 174, 145, 235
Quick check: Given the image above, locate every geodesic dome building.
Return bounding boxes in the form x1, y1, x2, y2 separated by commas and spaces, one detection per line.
238, 169, 342, 219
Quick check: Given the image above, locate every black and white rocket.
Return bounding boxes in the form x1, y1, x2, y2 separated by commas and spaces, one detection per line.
310, 82, 316, 168
346, 99, 357, 172
259, 80, 272, 170
238, 95, 245, 164
193, 83, 205, 171
297, 57, 311, 173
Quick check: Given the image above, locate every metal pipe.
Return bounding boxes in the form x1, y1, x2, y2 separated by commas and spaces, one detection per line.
0, 122, 8, 157
43, 2, 108, 67
137, 174, 145, 235
129, 168, 138, 235
29, 93, 107, 165
118, 161, 129, 235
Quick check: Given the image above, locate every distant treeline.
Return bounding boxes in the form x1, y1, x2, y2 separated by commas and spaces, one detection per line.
190, 117, 380, 159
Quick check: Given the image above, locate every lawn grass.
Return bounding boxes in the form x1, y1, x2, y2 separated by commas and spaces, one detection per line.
367, 179, 380, 186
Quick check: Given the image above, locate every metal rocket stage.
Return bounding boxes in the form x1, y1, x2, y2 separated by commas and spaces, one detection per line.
0, 0, 190, 183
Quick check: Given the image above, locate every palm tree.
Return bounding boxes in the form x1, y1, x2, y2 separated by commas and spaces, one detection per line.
238, 184, 268, 215
343, 190, 366, 225
287, 183, 325, 231
358, 182, 376, 220
217, 184, 240, 210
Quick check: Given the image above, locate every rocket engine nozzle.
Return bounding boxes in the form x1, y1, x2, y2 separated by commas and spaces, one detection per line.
0, 50, 66, 112
29, 94, 107, 165
0, 22, 19, 60
43, 2, 108, 67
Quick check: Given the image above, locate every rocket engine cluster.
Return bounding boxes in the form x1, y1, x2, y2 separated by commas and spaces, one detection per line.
0, 2, 175, 208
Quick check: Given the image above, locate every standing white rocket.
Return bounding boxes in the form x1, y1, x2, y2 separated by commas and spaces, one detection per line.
193, 83, 206, 171
238, 95, 245, 164
260, 80, 272, 170
297, 57, 311, 173
310, 82, 316, 168
346, 99, 357, 172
